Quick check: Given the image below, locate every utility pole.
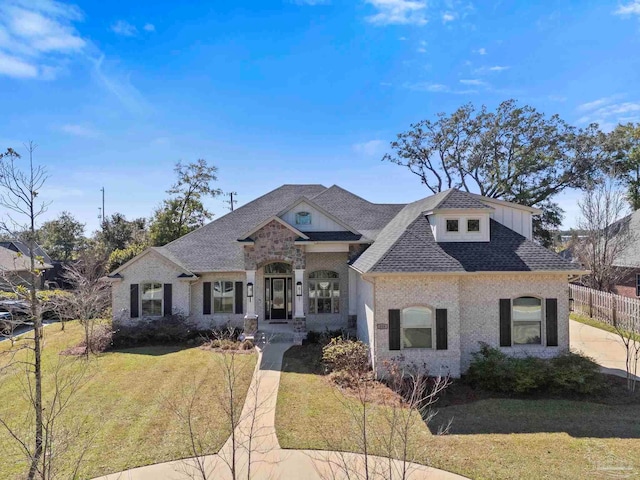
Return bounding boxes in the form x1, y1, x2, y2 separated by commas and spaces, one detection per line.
225, 191, 238, 212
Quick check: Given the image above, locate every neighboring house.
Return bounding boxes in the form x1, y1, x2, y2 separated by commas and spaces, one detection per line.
603, 209, 640, 298
108, 185, 583, 377
0, 241, 53, 290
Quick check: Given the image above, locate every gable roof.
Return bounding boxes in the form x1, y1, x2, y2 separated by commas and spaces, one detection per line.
0, 240, 53, 265
364, 218, 581, 273
111, 247, 195, 276
0, 246, 53, 272
238, 216, 310, 241
432, 188, 493, 211
277, 196, 361, 235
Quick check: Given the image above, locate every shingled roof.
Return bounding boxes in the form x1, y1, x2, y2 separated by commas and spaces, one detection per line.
434, 188, 493, 211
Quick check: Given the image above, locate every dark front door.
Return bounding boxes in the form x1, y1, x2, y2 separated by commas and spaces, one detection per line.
269, 277, 287, 320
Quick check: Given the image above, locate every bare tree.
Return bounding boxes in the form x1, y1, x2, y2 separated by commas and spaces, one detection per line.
575, 179, 634, 292
52, 250, 111, 358
0, 143, 50, 479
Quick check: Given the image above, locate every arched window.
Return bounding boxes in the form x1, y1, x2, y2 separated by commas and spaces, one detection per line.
512, 296, 542, 345
402, 306, 433, 348
295, 211, 311, 225
141, 282, 163, 317
308, 270, 339, 314
263, 262, 292, 275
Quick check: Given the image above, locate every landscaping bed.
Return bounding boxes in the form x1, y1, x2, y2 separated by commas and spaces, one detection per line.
276, 343, 640, 480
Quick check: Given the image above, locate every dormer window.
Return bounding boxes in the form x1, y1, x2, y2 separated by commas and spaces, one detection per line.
446, 219, 459, 232
467, 219, 480, 232
295, 211, 311, 225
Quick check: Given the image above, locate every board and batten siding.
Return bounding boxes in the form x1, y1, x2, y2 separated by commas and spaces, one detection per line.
279, 201, 348, 232
487, 203, 533, 239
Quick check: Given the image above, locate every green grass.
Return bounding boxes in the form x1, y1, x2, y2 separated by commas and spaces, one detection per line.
276, 345, 640, 480
0, 321, 257, 479
571, 312, 640, 342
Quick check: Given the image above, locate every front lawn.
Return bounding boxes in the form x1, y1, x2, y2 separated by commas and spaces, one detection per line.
275, 344, 640, 480
0, 321, 257, 479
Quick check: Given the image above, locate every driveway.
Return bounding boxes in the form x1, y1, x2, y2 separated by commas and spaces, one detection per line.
570, 319, 640, 380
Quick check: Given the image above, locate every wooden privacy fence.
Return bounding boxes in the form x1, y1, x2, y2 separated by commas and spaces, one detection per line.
570, 284, 640, 333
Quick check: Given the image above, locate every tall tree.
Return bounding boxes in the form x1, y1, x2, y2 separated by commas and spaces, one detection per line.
607, 123, 640, 210
95, 213, 147, 254
0, 143, 49, 479
384, 100, 605, 245
149, 159, 221, 246
38, 211, 86, 261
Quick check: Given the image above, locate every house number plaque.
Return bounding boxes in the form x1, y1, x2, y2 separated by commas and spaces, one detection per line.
376, 324, 388, 329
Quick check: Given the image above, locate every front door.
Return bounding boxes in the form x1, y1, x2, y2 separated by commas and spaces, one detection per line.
270, 277, 287, 320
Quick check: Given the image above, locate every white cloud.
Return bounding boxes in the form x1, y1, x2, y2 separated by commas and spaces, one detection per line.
365, 0, 428, 26
442, 12, 456, 22
59, 123, 100, 138
404, 82, 477, 94
0, 51, 37, 77
291, 0, 330, 4
576, 96, 640, 132
459, 78, 486, 86
614, 1, 640, 16
475, 47, 487, 55
474, 65, 510, 74
111, 20, 137, 36
353, 139, 387, 157
143, 23, 155, 32
399, 36, 407, 40
489, 65, 509, 71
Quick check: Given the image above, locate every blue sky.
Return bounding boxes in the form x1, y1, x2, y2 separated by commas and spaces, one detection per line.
1, 0, 639, 235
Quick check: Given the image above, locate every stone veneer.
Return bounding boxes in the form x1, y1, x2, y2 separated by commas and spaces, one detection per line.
371, 273, 570, 378
244, 220, 305, 270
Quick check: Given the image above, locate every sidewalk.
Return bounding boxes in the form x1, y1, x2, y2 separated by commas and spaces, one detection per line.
570, 319, 640, 380
95, 341, 467, 480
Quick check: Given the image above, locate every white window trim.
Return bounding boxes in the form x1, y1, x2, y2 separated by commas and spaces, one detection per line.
308, 271, 340, 315
401, 306, 435, 350
510, 296, 545, 347
466, 218, 481, 233
141, 281, 163, 318
444, 218, 460, 234
295, 211, 312, 226
213, 280, 236, 314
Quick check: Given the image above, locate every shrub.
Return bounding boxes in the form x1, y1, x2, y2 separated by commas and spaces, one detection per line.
322, 338, 369, 374
548, 352, 603, 394
112, 315, 202, 347
87, 323, 114, 353
305, 327, 350, 345
466, 343, 604, 395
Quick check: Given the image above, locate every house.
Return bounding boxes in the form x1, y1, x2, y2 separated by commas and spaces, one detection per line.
108, 185, 583, 377
0, 241, 54, 290
600, 209, 640, 298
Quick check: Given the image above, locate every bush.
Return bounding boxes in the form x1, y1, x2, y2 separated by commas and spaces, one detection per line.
322, 338, 369, 374
87, 323, 114, 353
305, 328, 350, 345
112, 315, 202, 347
466, 343, 603, 395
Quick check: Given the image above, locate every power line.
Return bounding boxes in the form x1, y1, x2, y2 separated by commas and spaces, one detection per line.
224, 191, 238, 212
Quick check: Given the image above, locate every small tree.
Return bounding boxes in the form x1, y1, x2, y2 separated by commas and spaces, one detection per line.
38, 211, 86, 261
575, 179, 634, 292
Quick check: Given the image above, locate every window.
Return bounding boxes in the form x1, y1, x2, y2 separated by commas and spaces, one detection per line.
446, 219, 459, 232
308, 270, 339, 314
295, 211, 311, 225
402, 307, 433, 348
213, 281, 235, 313
141, 282, 163, 317
512, 297, 542, 345
467, 219, 480, 232
636, 274, 640, 297
264, 262, 292, 274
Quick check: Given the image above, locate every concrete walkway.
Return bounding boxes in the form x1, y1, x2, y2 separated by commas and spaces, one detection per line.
95, 341, 467, 480
570, 319, 640, 380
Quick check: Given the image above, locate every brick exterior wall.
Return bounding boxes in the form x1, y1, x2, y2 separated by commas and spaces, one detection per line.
305, 252, 350, 330
612, 267, 640, 299
190, 272, 246, 329
244, 220, 305, 270
111, 251, 192, 325
369, 273, 570, 378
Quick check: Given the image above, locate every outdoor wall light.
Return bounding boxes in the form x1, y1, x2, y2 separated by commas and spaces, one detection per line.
296, 281, 302, 297
247, 283, 254, 298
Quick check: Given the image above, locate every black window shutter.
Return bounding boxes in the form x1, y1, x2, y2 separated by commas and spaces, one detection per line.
546, 298, 558, 347
203, 282, 212, 315
235, 281, 243, 314
163, 284, 172, 316
388, 309, 401, 351
130, 284, 139, 318
435, 309, 448, 350
499, 299, 511, 347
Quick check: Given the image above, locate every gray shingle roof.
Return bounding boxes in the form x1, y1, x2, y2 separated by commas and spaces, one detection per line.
435, 189, 492, 210
298, 231, 363, 242
368, 217, 580, 273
